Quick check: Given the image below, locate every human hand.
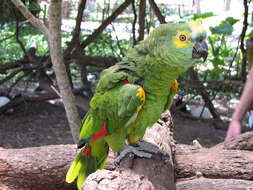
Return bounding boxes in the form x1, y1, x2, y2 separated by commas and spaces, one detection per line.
225, 119, 242, 141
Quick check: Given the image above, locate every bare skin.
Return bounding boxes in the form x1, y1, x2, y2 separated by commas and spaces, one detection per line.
225, 66, 253, 141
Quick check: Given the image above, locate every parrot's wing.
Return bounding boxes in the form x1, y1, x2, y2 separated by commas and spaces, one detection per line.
96, 63, 130, 92
79, 64, 145, 142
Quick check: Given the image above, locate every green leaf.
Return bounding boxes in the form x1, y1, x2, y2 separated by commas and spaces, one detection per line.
210, 23, 233, 35
222, 17, 239, 26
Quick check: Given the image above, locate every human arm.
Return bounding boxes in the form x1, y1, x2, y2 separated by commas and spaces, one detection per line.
225, 66, 253, 141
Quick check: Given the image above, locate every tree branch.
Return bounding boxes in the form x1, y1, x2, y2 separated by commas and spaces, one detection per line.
64, 0, 87, 57
11, 0, 49, 41
0, 34, 15, 43
48, 1, 81, 143
148, 0, 166, 24
240, 0, 249, 81
14, 17, 27, 57
137, 0, 146, 42
0, 69, 22, 86
187, 67, 221, 122
0, 89, 90, 114
80, 0, 134, 49
131, 0, 137, 45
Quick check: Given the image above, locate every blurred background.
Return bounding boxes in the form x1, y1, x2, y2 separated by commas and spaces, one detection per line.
0, 0, 252, 148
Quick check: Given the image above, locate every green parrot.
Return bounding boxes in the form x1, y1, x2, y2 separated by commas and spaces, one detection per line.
66, 22, 208, 189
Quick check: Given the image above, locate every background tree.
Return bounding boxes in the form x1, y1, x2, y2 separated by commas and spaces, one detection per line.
0, 0, 251, 139
11, 0, 81, 143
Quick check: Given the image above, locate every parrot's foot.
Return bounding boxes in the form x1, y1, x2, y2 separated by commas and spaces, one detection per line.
114, 140, 169, 166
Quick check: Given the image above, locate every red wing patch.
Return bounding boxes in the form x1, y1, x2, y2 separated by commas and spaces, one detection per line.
82, 144, 90, 156
90, 122, 107, 142
124, 78, 129, 84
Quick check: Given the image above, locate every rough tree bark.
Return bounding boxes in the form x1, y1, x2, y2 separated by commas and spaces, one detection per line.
131, 0, 137, 45
11, 0, 81, 143
0, 111, 175, 190
175, 140, 253, 189
177, 178, 253, 190
0, 145, 77, 190
1, 114, 253, 189
175, 143, 253, 180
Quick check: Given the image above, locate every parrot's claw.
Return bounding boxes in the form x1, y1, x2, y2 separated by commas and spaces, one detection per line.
135, 141, 170, 157
114, 140, 169, 166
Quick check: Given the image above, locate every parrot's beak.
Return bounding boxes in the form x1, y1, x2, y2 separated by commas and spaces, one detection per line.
192, 37, 208, 62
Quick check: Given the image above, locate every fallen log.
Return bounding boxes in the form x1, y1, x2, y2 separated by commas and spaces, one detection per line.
0, 89, 90, 114
176, 177, 253, 190
175, 142, 253, 180
0, 145, 77, 190
0, 111, 175, 190
223, 131, 253, 150
1, 114, 253, 189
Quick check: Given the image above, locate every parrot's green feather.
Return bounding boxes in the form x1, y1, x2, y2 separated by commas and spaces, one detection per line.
66, 148, 86, 183
98, 154, 108, 170
85, 156, 97, 175
66, 22, 207, 189
77, 166, 87, 190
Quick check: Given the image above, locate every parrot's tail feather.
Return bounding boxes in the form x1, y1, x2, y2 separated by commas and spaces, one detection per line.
66, 147, 88, 184
66, 142, 109, 190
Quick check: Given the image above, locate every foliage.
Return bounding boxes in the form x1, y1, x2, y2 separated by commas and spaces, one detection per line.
0, 1, 248, 104
0, 22, 48, 61
178, 15, 243, 100
0, 0, 41, 25
207, 17, 239, 81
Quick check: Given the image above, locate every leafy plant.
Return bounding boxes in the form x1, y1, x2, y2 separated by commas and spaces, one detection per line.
207, 17, 239, 80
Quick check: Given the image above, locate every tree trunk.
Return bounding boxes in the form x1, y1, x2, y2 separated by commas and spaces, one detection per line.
48, 1, 81, 143
224, 0, 231, 11
11, 0, 82, 144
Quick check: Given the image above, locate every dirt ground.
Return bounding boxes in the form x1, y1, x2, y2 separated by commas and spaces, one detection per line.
1, 99, 245, 149
0, 102, 75, 148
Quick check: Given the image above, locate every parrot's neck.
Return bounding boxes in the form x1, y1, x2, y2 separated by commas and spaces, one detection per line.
135, 58, 181, 97
143, 68, 179, 96
124, 48, 189, 95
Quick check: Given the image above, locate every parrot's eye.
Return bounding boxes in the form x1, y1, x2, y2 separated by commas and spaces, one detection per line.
179, 34, 187, 41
